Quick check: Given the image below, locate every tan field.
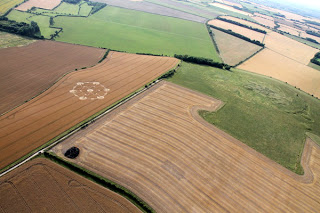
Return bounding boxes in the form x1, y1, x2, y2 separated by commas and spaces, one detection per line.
214, 0, 243, 8
0, 51, 179, 170
212, 28, 262, 66
264, 31, 319, 65
301, 31, 320, 43
278, 24, 303, 36
208, 19, 266, 42
15, 0, 61, 11
220, 15, 270, 32
252, 15, 276, 28
52, 81, 320, 212
0, 158, 141, 213
238, 48, 320, 98
209, 2, 252, 16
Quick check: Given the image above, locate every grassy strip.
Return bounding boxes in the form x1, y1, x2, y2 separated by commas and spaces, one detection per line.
44, 152, 154, 213
168, 62, 320, 175
308, 62, 320, 71
306, 132, 320, 146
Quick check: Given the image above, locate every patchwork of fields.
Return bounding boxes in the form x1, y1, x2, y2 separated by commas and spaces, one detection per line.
0, 40, 105, 114
53, 6, 220, 60
51, 81, 320, 212
0, 51, 178, 169
0, 158, 140, 212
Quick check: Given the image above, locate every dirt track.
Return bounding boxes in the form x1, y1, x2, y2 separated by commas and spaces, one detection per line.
52, 81, 320, 212
0, 40, 105, 115
0, 52, 179, 169
0, 158, 140, 213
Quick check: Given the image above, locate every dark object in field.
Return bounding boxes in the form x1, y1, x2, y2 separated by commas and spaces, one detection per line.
64, 147, 80, 159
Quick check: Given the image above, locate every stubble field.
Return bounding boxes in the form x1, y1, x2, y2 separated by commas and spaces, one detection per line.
252, 15, 275, 28
208, 19, 266, 42
52, 81, 320, 212
0, 40, 105, 115
15, 0, 62, 11
0, 0, 23, 14
0, 158, 140, 213
0, 51, 179, 170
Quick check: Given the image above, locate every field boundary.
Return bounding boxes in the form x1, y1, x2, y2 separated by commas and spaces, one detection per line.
233, 45, 264, 67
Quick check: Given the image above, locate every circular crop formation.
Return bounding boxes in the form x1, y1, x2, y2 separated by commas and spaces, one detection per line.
69, 82, 110, 100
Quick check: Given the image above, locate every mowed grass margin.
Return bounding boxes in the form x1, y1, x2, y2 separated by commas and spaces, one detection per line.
53, 6, 221, 61
167, 62, 320, 174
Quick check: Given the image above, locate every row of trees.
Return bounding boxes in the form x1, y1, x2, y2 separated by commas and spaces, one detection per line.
311, 52, 320, 66
86, 1, 107, 14
209, 25, 265, 47
217, 17, 267, 34
306, 30, 320, 38
174, 54, 231, 70
0, 17, 42, 38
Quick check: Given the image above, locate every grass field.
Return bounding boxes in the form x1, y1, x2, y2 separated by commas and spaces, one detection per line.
6, 10, 57, 38
79, 2, 92, 16
168, 62, 320, 174
309, 62, 320, 71
54, 2, 79, 15
0, 0, 23, 14
53, 6, 220, 60
0, 32, 35, 48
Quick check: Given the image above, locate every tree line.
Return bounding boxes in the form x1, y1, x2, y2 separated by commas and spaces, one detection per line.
0, 17, 42, 38
306, 30, 320, 38
209, 25, 265, 47
174, 54, 231, 70
311, 52, 320, 66
217, 17, 267, 34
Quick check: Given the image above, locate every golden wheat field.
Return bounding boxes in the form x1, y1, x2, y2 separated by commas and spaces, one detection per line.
52, 82, 320, 212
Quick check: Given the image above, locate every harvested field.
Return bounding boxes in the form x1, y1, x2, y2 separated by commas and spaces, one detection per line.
278, 24, 303, 37
212, 28, 262, 66
220, 15, 269, 32
0, 0, 23, 14
208, 19, 266, 42
301, 31, 320, 44
214, 0, 243, 8
0, 51, 179, 170
52, 81, 320, 212
238, 48, 320, 98
0, 40, 105, 115
264, 31, 318, 65
209, 2, 252, 16
15, 0, 61, 11
252, 14, 275, 28
0, 32, 35, 49
93, 0, 207, 23
0, 158, 140, 213
145, 0, 220, 19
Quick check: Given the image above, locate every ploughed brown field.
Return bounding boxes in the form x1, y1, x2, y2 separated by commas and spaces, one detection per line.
52, 82, 320, 212
0, 51, 179, 170
208, 19, 266, 42
15, 0, 62, 11
0, 158, 140, 213
0, 40, 105, 115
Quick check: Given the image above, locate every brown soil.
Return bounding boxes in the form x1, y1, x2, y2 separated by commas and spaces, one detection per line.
0, 40, 105, 115
0, 51, 179, 170
52, 81, 320, 212
0, 158, 141, 213
15, 0, 62, 11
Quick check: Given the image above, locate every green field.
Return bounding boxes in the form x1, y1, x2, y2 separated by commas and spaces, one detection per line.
168, 62, 320, 174
53, 6, 220, 60
6, 10, 57, 38
79, 2, 92, 16
0, 31, 35, 48
0, 0, 23, 14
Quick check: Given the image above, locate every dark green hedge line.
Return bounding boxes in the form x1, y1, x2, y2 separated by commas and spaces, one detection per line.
217, 17, 267, 34
174, 54, 231, 70
0, 17, 42, 38
306, 30, 320, 38
98, 49, 110, 63
306, 37, 319, 44
209, 25, 265, 47
86, 1, 107, 14
311, 52, 320, 66
304, 19, 320, 27
44, 152, 154, 213
63, 0, 81, 4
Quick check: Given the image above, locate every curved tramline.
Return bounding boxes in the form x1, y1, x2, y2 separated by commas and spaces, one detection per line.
52, 82, 320, 212
0, 51, 179, 170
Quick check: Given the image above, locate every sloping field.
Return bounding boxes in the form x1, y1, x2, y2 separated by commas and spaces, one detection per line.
0, 51, 179, 170
264, 31, 318, 65
220, 15, 269, 32
252, 15, 275, 28
278, 24, 303, 37
238, 48, 320, 98
0, 158, 140, 213
145, 0, 220, 19
0, 40, 105, 115
52, 81, 320, 212
15, 0, 61, 11
0, 0, 23, 14
53, 6, 220, 60
212, 28, 262, 66
93, 0, 207, 23
209, 2, 252, 16
0, 32, 35, 48
208, 19, 266, 42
